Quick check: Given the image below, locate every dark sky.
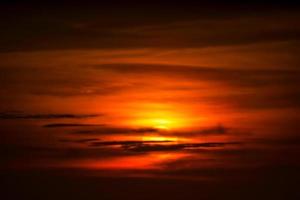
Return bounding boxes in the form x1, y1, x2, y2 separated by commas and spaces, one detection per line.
1, 2, 299, 52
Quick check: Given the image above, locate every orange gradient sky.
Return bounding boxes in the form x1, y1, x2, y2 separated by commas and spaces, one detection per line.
0, 3, 299, 181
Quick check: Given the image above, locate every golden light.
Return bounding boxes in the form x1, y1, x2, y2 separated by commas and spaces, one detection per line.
137, 117, 177, 130
142, 135, 179, 142
125, 103, 194, 130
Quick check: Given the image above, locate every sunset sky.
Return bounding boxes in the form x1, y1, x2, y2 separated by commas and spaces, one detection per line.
1, 2, 300, 200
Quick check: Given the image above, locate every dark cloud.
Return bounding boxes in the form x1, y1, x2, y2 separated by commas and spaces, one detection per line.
89, 140, 173, 147
0, 111, 101, 120
74, 125, 241, 138
59, 138, 100, 143
125, 142, 242, 152
43, 123, 104, 128
89, 140, 241, 152
75, 127, 160, 135
0, 144, 135, 166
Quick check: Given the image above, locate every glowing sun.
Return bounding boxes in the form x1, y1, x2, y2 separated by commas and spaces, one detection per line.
124, 103, 197, 130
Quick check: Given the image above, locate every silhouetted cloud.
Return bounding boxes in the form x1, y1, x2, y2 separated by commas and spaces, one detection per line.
74, 125, 230, 137
89, 140, 241, 152
0, 143, 134, 164
89, 140, 173, 147
75, 127, 160, 135
43, 123, 104, 128
125, 142, 242, 152
59, 138, 100, 143
0, 112, 101, 120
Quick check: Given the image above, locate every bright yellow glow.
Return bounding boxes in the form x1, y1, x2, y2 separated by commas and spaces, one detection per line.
104, 102, 209, 131
142, 135, 179, 142
126, 103, 193, 130
143, 118, 174, 129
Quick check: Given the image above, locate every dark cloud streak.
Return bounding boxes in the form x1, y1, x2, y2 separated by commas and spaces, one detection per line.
43, 123, 104, 128
75, 127, 160, 135
0, 112, 101, 120
89, 140, 242, 152
59, 138, 100, 143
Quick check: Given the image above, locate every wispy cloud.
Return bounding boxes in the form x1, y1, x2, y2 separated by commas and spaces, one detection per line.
74, 125, 231, 137
74, 127, 160, 135
0, 112, 101, 120
93, 63, 300, 88
89, 140, 242, 152
89, 140, 173, 147
43, 123, 104, 128
59, 138, 100, 143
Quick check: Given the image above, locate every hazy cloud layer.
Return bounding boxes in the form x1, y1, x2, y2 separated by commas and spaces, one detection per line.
94, 63, 300, 88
